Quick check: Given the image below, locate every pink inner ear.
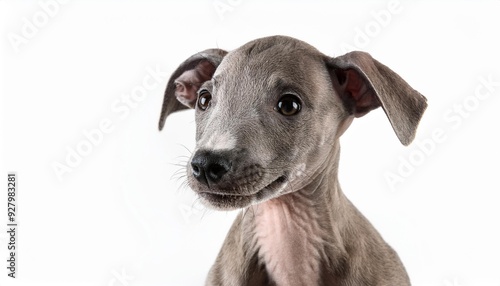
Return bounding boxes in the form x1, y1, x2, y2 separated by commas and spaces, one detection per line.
174, 60, 216, 108
344, 69, 380, 117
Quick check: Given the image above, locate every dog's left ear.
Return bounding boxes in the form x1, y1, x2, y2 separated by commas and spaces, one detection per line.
327, 51, 427, 146
158, 49, 227, 131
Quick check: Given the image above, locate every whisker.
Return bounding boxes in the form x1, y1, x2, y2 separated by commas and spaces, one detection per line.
170, 169, 187, 181
178, 144, 194, 156
170, 162, 188, 167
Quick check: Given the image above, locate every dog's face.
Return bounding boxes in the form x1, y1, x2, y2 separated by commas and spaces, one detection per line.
159, 36, 427, 210
187, 41, 348, 209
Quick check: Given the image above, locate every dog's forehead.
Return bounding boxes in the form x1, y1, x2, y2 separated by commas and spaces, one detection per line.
213, 36, 325, 83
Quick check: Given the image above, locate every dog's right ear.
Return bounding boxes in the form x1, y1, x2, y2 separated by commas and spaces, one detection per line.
158, 49, 227, 131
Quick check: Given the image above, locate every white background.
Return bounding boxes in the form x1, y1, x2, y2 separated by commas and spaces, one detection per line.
1, 1, 499, 285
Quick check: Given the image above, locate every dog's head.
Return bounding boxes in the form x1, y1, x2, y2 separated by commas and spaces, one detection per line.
159, 36, 427, 210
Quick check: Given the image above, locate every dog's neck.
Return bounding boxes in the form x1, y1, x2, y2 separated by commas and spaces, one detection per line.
249, 142, 350, 285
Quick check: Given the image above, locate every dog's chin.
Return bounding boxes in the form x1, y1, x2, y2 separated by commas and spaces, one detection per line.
194, 175, 288, 211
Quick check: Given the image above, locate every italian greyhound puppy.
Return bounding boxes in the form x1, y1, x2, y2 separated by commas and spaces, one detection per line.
158, 35, 427, 286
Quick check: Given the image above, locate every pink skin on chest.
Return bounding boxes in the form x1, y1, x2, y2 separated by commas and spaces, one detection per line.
253, 194, 324, 286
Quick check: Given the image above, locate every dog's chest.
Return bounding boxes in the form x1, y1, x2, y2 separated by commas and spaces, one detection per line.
253, 196, 323, 286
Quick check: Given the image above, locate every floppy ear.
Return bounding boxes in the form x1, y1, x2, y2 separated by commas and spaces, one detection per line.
158, 48, 227, 131
327, 51, 427, 146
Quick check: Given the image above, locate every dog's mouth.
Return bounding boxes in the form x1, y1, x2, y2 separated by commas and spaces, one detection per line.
198, 175, 288, 210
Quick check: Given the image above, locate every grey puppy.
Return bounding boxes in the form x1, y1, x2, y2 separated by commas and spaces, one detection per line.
159, 36, 427, 286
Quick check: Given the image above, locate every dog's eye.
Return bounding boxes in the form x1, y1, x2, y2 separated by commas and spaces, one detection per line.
198, 90, 212, 111
275, 94, 301, 116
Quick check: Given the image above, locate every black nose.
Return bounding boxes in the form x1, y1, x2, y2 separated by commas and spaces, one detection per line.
190, 150, 231, 186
